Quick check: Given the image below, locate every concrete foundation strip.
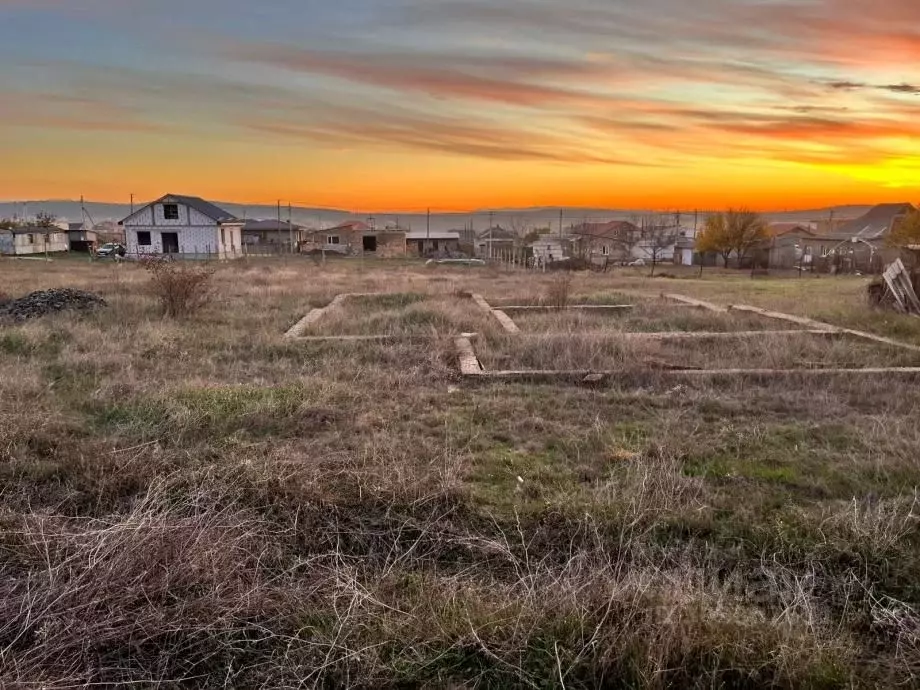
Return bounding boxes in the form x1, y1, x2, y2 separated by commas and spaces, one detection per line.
471, 293, 521, 334
284, 293, 394, 339
455, 336, 483, 375
662, 294, 728, 313
515, 329, 841, 341
472, 367, 920, 382
498, 304, 635, 311
728, 304, 920, 354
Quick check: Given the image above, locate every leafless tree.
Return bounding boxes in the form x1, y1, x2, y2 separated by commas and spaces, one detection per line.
637, 214, 679, 276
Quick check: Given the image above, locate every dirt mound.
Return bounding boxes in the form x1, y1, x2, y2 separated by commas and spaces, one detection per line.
0, 288, 107, 323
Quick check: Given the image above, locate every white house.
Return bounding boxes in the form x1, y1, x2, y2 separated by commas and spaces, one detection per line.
119, 194, 244, 259
0, 227, 70, 256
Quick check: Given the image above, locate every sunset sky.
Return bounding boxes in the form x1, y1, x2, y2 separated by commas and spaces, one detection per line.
1, 0, 918, 211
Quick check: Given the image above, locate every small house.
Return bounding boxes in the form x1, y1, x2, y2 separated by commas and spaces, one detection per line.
476, 226, 517, 258
529, 236, 574, 263
119, 194, 244, 259
68, 222, 99, 253
406, 232, 461, 257
302, 221, 406, 257
754, 223, 818, 269
801, 203, 916, 273
0, 227, 70, 256
570, 221, 639, 262
242, 219, 307, 250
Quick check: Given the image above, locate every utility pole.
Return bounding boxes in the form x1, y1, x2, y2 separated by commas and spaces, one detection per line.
426, 207, 430, 239
130, 194, 134, 215
288, 202, 294, 253
488, 210, 494, 259
277, 200, 282, 248
559, 209, 564, 238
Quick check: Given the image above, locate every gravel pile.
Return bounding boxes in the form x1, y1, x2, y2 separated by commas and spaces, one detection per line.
0, 288, 107, 322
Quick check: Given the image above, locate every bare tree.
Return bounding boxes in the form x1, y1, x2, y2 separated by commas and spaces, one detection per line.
637, 215, 679, 276
35, 211, 58, 228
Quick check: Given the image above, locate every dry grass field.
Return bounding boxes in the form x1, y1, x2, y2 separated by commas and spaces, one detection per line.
2, 257, 920, 688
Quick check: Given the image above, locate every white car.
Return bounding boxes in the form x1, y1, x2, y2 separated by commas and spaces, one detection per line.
627, 259, 646, 267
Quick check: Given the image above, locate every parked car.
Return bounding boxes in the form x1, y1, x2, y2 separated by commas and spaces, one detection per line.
627, 258, 646, 267
97, 243, 126, 258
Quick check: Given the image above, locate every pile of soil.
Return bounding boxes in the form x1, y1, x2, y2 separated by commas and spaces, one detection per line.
0, 288, 107, 323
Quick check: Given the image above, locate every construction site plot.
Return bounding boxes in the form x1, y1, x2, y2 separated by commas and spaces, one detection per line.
497, 294, 806, 334
474, 330, 920, 373
290, 292, 499, 339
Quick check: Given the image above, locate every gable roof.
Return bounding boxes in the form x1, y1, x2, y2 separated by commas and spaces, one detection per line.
571, 220, 638, 239
477, 226, 517, 241
326, 220, 371, 233
766, 223, 816, 238
243, 219, 306, 232
119, 194, 240, 225
169, 194, 239, 223
825, 203, 915, 241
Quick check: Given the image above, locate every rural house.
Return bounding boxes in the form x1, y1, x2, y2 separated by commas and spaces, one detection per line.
0, 227, 70, 256
303, 221, 407, 257
476, 226, 517, 258
529, 235, 574, 264
751, 223, 818, 269
570, 221, 640, 262
67, 222, 99, 253
242, 219, 307, 250
406, 231, 461, 257
801, 203, 916, 272
119, 194, 244, 259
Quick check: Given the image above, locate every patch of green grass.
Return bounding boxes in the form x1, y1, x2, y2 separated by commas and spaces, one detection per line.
351, 292, 428, 309
0, 332, 33, 356
89, 384, 342, 443
467, 445, 579, 513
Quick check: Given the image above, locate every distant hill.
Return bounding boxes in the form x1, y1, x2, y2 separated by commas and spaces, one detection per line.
0, 199, 875, 233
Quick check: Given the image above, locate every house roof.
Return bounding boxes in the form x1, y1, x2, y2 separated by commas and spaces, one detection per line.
119, 194, 240, 225
571, 220, 638, 239
68, 222, 86, 232
766, 223, 817, 238
243, 219, 305, 232
406, 231, 460, 240
2, 226, 67, 235
326, 220, 371, 232
477, 226, 516, 241
824, 203, 915, 241
170, 194, 240, 223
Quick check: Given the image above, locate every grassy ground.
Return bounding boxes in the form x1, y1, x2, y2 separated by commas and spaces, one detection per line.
2, 256, 920, 688
502, 297, 803, 334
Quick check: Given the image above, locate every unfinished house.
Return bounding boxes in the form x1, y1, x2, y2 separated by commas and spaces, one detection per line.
302, 221, 407, 257
120, 194, 244, 259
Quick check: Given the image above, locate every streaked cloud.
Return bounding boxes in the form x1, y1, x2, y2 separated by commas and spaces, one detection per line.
0, 0, 918, 207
